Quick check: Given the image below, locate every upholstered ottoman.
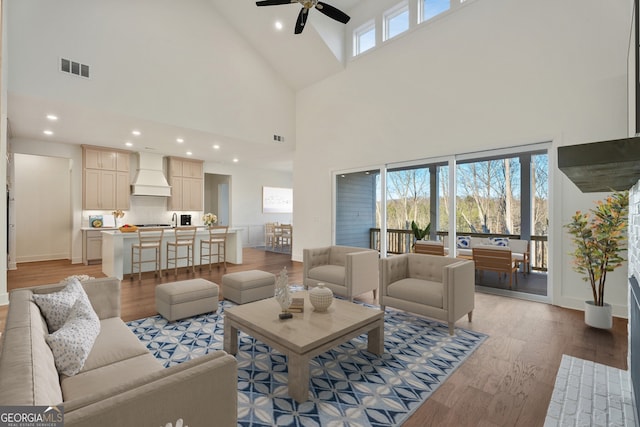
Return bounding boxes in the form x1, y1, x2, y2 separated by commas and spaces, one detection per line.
222, 270, 276, 304
156, 279, 219, 321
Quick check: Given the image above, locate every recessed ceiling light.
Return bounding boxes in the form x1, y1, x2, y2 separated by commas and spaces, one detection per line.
233, 158, 239, 163
186, 151, 193, 156
176, 138, 184, 143
46, 114, 58, 121
43, 130, 53, 136
213, 144, 220, 150
132, 130, 141, 136
275, 21, 283, 30
125, 142, 133, 147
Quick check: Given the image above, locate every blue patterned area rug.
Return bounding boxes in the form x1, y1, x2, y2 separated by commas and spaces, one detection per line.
127, 301, 487, 426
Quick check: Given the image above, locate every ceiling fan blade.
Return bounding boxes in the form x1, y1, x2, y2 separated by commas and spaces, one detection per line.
256, 0, 296, 6
294, 8, 309, 34
315, 2, 350, 24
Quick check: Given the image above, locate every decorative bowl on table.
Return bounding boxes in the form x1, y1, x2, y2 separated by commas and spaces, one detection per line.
309, 283, 333, 312
118, 225, 138, 233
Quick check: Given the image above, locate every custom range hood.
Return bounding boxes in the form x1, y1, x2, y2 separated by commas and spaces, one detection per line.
558, 136, 640, 192
130, 152, 172, 197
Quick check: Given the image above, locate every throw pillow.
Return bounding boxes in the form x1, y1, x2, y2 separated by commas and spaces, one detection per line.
32, 279, 86, 333
490, 237, 509, 247
456, 236, 471, 249
46, 296, 101, 377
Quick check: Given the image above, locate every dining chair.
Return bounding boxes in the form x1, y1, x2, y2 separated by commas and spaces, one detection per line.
278, 224, 292, 252
130, 227, 164, 282
166, 226, 197, 276
200, 225, 229, 272
265, 222, 277, 249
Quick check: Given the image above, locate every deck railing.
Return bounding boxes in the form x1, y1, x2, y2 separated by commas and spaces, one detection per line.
369, 228, 548, 271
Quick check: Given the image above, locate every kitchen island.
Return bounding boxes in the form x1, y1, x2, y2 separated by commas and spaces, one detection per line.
101, 227, 242, 280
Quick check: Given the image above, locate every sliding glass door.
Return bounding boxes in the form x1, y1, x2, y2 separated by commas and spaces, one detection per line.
333, 144, 549, 299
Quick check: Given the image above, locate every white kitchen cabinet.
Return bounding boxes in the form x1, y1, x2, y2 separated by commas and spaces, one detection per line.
167, 157, 203, 211
84, 148, 116, 170
82, 146, 131, 210
83, 169, 117, 210
183, 177, 203, 210
83, 229, 104, 265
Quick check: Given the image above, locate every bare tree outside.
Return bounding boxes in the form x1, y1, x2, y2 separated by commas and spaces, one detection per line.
385, 168, 430, 229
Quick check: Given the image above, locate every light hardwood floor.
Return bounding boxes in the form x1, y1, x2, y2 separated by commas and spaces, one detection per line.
3, 248, 628, 426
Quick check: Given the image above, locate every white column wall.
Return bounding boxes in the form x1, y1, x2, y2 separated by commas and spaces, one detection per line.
294, 0, 633, 315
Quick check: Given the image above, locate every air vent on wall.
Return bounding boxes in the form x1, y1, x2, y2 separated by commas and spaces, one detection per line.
60, 58, 90, 78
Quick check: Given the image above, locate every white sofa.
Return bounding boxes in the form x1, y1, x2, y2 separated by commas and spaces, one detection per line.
303, 245, 379, 300
0, 278, 238, 427
379, 253, 475, 335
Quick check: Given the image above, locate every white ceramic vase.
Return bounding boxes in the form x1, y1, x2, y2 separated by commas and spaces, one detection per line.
584, 301, 612, 329
309, 283, 333, 312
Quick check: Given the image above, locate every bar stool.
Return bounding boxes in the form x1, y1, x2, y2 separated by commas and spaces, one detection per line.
200, 225, 228, 272
166, 226, 197, 277
130, 228, 164, 282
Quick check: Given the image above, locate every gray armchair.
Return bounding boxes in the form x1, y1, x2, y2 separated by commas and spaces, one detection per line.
379, 253, 475, 335
303, 245, 379, 300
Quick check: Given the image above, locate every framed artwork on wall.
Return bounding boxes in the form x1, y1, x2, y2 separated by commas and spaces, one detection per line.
263, 186, 293, 213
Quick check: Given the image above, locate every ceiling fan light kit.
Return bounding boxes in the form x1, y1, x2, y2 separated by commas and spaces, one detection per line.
256, 0, 350, 34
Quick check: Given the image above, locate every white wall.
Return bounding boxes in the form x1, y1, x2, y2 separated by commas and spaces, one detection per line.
0, 0, 8, 305
11, 137, 84, 264
6, 0, 295, 145
294, 0, 633, 316
14, 154, 71, 262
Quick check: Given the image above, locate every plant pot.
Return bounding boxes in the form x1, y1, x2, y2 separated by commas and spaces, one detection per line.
584, 301, 612, 329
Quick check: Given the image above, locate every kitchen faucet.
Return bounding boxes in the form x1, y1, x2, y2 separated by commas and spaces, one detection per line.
171, 212, 177, 228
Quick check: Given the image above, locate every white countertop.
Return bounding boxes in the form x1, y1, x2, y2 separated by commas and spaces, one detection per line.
82, 227, 117, 231
100, 226, 239, 236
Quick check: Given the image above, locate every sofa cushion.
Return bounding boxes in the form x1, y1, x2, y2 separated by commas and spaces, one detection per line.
61, 353, 162, 401
79, 318, 151, 373
509, 239, 528, 255
387, 278, 443, 308
328, 247, 350, 266
32, 278, 86, 332
308, 265, 346, 286
0, 292, 63, 406
46, 297, 101, 376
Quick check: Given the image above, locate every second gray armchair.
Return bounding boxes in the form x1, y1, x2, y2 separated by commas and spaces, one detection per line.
379, 253, 475, 335
303, 245, 379, 301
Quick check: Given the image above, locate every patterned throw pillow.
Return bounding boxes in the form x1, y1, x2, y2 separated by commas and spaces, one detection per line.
456, 236, 471, 249
32, 279, 86, 332
46, 296, 100, 376
490, 237, 509, 247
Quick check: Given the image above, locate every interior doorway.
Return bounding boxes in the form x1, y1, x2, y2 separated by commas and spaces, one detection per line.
13, 154, 72, 264
204, 173, 231, 226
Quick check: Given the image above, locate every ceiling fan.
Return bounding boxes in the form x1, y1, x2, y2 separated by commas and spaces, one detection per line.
256, 0, 351, 35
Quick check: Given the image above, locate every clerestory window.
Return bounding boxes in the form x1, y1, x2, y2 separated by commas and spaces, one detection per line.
353, 20, 376, 56
384, 2, 409, 41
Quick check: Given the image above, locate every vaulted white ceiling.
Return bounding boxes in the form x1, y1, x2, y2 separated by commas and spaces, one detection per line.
6, 0, 365, 172
211, 0, 363, 90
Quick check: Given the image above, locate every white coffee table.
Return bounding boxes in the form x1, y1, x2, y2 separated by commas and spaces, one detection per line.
223, 291, 384, 402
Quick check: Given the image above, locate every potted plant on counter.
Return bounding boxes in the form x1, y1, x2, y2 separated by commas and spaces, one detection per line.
565, 190, 629, 329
